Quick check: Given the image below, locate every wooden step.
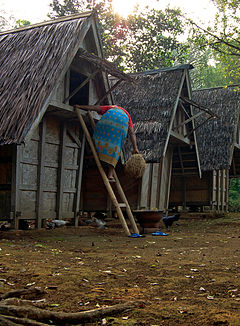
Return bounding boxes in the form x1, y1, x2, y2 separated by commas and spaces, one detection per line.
118, 203, 127, 208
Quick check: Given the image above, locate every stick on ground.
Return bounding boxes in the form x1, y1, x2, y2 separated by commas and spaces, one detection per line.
0, 301, 139, 324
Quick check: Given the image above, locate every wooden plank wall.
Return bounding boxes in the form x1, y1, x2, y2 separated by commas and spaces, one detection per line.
211, 169, 229, 212
169, 170, 229, 212
139, 147, 173, 211
172, 106, 188, 137
82, 165, 140, 212
13, 115, 84, 227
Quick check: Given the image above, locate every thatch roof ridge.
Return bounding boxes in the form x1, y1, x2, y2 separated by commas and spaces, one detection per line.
0, 15, 92, 145
113, 68, 186, 162
0, 12, 93, 35
129, 64, 194, 76
192, 86, 240, 171
192, 84, 240, 92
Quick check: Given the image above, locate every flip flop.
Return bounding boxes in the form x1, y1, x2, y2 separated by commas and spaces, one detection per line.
128, 233, 145, 238
152, 231, 168, 236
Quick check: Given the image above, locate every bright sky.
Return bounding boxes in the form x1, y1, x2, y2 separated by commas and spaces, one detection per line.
0, 0, 216, 26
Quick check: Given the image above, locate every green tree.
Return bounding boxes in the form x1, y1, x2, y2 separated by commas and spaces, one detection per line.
47, 0, 189, 72
188, 47, 239, 89
14, 19, 31, 29
187, 0, 240, 85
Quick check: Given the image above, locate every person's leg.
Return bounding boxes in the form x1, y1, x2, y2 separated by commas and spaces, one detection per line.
108, 165, 115, 180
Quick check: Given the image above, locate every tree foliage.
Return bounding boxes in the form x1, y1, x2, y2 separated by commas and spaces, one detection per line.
14, 19, 31, 29
187, 0, 240, 85
47, 0, 189, 72
229, 178, 240, 212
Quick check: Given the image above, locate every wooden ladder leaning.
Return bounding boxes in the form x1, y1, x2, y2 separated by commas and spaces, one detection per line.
76, 109, 139, 236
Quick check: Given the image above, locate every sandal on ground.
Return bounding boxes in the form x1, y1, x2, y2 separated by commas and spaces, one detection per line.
152, 231, 168, 236
128, 233, 145, 238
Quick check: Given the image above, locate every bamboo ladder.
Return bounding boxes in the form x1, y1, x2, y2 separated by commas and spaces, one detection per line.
76, 109, 139, 236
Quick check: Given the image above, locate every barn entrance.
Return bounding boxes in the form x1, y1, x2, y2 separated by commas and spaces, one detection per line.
0, 145, 13, 219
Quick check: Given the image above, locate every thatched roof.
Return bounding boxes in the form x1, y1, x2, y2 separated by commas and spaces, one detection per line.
0, 13, 130, 145
0, 13, 93, 145
113, 65, 192, 162
192, 86, 240, 171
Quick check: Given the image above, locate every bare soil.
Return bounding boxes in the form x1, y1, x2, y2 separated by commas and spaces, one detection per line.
0, 213, 240, 325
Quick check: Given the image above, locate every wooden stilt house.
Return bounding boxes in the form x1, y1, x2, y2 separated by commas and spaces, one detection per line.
0, 13, 132, 229
91, 65, 214, 214
169, 86, 240, 212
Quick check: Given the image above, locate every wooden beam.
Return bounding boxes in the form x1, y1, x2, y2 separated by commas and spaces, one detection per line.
36, 119, 46, 228
170, 130, 190, 144
180, 96, 218, 118
163, 71, 186, 157
172, 111, 204, 131
179, 101, 191, 119
184, 115, 213, 138
94, 79, 123, 105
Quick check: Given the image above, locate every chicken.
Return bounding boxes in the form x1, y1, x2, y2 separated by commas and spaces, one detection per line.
46, 219, 69, 228
162, 213, 180, 229
94, 217, 107, 230
93, 212, 107, 230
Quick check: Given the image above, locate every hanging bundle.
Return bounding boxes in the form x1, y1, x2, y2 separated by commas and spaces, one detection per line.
124, 154, 146, 179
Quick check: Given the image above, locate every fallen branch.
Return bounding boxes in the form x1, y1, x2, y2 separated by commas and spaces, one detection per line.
0, 288, 46, 300
0, 315, 21, 326
0, 301, 139, 324
1, 315, 50, 326
1, 298, 48, 309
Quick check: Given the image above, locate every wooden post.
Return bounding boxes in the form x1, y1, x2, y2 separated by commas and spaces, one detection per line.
11, 145, 21, 229
76, 109, 131, 236
57, 123, 66, 219
36, 119, 46, 228
182, 177, 186, 211
74, 133, 86, 227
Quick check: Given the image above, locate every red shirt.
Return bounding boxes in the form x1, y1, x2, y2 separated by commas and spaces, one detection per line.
100, 105, 133, 128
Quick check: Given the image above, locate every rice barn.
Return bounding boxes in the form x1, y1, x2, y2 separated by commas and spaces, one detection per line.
109, 66, 216, 214
169, 86, 240, 212
0, 12, 133, 229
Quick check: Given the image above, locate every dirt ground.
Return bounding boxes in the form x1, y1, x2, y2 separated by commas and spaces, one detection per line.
0, 213, 240, 326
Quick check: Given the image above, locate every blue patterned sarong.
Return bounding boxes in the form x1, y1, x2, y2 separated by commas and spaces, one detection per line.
93, 108, 129, 167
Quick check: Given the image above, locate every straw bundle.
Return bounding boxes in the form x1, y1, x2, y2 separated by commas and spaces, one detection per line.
124, 154, 146, 178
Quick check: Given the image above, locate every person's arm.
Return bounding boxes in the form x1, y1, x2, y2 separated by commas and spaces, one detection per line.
128, 126, 139, 154
74, 104, 101, 113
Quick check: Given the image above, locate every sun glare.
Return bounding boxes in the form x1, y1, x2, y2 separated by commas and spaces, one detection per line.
112, 0, 139, 17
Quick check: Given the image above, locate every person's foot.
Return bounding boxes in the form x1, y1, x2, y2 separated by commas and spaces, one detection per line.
108, 177, 116, 182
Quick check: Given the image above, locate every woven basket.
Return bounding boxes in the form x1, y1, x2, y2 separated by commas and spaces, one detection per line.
124, 154, 146, 179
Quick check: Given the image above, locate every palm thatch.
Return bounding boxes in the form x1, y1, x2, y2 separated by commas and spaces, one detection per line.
0, 14, 93, 145
113, 65, 192, 162
192, 86, 240, 171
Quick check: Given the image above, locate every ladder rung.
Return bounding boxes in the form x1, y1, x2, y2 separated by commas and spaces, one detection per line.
118, 203, 127, 208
